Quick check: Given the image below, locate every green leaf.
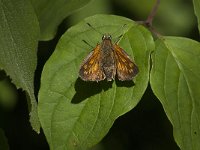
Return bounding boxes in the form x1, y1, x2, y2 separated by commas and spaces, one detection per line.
193, 0, 200, 33
0, 0, 40, 132
31, 0, 91, 41
0, 128, 9, 150
39, 14, 154, 149
150, 37, 200, 150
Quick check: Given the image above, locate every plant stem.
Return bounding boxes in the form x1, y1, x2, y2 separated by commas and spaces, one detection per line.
136, 0, 161, 37
145, 0, 160, 26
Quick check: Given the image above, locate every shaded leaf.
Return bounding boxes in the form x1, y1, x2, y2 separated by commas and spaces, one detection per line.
0, 0, 40, 132
68, 0, 112, 26
31, 0, 91, 40
0, 128, 9, 150
193, 0, 200, 33
39, 14, 154, 149
0, 71, 17, 110
150, 37, 200, 150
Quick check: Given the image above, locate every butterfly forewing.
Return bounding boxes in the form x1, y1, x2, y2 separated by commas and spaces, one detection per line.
79, 44, 105, 81
113, 44, 138, 81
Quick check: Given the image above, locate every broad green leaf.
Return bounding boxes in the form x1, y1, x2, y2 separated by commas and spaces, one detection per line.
39, 14, 154, 149
31, 0, 91, 40
150, 37, 200, 150
0, 0, 40, 132
193, 0, 200, 33
0, 128, 9, 150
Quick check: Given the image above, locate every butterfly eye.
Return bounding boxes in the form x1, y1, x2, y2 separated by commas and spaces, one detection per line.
102, 35, 106, 40
102, 35, 112, 40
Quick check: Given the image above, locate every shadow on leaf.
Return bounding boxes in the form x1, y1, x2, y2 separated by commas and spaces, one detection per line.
71, 78, 134, 104
71, 78, 113, 104
115, 78, 135, 87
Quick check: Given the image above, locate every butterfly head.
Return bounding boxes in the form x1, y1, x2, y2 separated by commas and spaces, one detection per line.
102, 34, 112, 40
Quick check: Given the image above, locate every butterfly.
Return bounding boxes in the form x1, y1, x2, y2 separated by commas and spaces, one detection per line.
79, 34, 138, 81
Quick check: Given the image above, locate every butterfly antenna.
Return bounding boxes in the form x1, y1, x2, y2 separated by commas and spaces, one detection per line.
111, 24, 127, 43
87, 23, 103, 35
114, 34, 123, 44
112, 24, 127, 37
82, 40, 93, 48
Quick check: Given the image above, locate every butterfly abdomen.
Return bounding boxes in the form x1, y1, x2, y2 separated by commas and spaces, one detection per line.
101, 40, 116, 81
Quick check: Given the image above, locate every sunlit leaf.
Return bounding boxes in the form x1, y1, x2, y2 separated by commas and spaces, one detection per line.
39, 14, 154, 149
150, 37, 200, 150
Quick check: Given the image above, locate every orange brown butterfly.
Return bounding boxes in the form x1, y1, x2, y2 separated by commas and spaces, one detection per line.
79, 25, 138, 82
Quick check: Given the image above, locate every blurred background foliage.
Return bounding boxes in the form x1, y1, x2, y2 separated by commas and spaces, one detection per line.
68, 0, 197, 37
0, 0, 197, 149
